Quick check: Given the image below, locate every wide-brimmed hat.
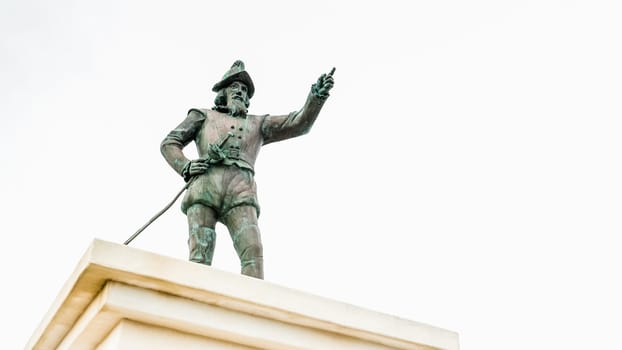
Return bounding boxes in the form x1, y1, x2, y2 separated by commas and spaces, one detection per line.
212, 60, 255, 98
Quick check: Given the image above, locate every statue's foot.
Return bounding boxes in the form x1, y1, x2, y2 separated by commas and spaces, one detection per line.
241, 259, 263, 279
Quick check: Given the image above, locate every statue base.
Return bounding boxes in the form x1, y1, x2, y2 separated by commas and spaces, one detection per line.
27, 239, 459, 350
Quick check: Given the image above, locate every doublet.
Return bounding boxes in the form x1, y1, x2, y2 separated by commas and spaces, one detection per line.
161, 92, 327, 218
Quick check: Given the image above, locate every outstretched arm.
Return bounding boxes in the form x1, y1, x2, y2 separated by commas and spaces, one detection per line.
261, 69, 335, 145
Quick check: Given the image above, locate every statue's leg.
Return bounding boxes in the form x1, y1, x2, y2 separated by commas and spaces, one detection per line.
222, 205, 263, 279
186, 204, 218, 265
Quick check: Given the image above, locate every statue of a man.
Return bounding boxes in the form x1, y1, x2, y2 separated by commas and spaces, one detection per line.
160, 60, 334, 279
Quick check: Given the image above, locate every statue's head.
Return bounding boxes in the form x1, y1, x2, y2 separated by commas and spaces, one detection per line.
213, 60, 254, 116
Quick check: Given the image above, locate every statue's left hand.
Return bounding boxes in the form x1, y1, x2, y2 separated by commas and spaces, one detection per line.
312, 68, 335, 99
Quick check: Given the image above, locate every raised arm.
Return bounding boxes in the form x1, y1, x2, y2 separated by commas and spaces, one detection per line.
261, 69, 335, 145
160, 109, 206, 177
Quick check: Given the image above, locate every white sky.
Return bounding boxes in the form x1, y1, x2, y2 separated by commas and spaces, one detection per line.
2, 0, 621, 349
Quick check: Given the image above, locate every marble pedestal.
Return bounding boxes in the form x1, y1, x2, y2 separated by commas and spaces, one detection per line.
27, 239, 459, 350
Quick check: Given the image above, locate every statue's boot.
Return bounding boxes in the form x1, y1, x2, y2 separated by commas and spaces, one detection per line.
188, 227, 216, 265
232, 224, 264, 279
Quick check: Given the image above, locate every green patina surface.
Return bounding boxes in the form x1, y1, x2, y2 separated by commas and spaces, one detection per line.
160, 60, 334, 279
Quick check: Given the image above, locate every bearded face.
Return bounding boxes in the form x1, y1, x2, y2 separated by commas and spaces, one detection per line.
225, 81, 249, 117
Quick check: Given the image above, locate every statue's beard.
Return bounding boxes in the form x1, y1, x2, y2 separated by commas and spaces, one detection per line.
228, 98, 247, 117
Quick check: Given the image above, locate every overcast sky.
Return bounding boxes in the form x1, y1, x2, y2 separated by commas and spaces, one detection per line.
2, 1, 621, 349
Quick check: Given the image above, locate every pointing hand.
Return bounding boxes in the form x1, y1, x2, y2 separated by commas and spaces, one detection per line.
312, 67, 335, 99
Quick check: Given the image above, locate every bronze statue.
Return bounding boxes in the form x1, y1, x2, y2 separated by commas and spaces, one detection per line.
160, 60, 334, 279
